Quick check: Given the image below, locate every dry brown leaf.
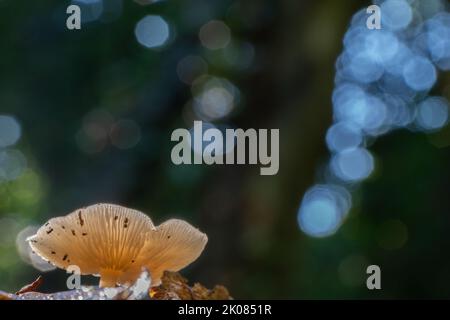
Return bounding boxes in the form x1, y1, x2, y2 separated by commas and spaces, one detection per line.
15, 276, 43, 295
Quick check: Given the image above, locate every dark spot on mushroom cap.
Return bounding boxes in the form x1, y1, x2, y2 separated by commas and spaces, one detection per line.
82, 232, 87, 236
131, 260, 135, 263
167, 235, 171, 239
78, 211, 84, 226
46, 228, 53, 234
51, 251, 56, 255
63, 254, 68, 261
114, 216, 118, 221
45, 223, 49, 227
71, 230, 76, 236
62, 226, 65, 229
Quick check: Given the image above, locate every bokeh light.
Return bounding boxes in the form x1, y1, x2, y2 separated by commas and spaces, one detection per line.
192, 76, 240, 121
364, 30, 399, 65
199, 20, 231, 50
415, 97, 449, 131
326, 122, 363, 153
135, 15, 170, 49
298, 185, 351, 238
333, 88, 388, 135
380, 0, 413, 31
0, 149, 27, 182
347, 52, 384, 83
300, 0, 450, 238
331, 148, 375, 182
426, 12, 450, 70
402, 56, 437, 92
0, 115, 21, 148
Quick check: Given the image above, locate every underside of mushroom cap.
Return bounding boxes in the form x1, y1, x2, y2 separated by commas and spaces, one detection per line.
27, 203, 208, 287
28, 204, 155, 276
119, 219, 208, 285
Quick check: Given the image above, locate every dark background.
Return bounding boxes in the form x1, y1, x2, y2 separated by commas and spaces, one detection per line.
0, 0, 450, 299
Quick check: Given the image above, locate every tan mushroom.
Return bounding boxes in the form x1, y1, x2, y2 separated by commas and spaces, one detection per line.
27, 203, 208, 288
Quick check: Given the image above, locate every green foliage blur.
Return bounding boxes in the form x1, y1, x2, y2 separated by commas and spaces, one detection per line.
1, 0, 450, 299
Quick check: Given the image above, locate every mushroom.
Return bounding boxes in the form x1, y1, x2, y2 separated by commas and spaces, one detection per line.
27, 203, 208, 288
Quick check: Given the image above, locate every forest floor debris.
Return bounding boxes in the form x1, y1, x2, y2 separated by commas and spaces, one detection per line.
0, 271, 231, 300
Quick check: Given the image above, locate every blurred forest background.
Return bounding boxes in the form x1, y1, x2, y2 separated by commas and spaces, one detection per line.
0, 0, 450, 299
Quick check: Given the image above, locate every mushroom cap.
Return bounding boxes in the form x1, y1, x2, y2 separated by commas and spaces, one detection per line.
27, 204, 208, 287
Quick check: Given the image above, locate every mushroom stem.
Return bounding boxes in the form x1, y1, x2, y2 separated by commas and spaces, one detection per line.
99, 269, 122, 288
